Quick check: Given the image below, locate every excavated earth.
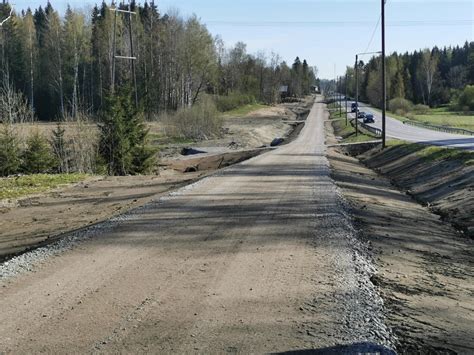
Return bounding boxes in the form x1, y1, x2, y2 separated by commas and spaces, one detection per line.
326, 122, 474, 354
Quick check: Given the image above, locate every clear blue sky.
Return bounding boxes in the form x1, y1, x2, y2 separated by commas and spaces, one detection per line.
12, 0, 474, 79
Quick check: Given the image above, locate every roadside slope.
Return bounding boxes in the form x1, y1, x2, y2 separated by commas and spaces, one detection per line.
326, 124, 474, 352
359, 144, 473, 237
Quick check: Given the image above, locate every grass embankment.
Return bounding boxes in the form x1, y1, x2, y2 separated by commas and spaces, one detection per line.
360, 140, 474, 237
372, 106, 474, 132
386, 140, 474, 165
330, 110, 376, 143
0, 173, 88, 200
408, 107, 474, 131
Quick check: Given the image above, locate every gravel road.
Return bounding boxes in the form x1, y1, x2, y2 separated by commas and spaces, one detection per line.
0, 97, 395, 353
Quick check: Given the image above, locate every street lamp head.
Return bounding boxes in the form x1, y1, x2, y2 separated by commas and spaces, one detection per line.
356, 51, 382, 56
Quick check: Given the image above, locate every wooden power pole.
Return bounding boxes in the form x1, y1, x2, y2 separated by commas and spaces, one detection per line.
110, 1, 138, 107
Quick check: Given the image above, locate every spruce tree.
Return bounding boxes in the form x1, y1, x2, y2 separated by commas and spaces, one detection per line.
98, 88, 154, 176
21, 131, 55, 174
0, 126, 21, 176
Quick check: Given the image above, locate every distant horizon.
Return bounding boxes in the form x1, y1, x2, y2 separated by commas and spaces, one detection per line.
7, 0, 473, 79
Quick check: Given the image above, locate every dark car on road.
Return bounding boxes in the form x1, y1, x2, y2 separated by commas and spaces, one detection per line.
363, 114, 375, 123
357, 111, 366, 119
351, 102, 358, 112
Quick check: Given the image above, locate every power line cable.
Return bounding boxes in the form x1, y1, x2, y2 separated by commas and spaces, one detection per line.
364, 0, 388, 55
205, 20, 471, 28
364, 15, 381, 53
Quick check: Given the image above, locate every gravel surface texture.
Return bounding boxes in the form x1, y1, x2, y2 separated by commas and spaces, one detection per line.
0, 97, 396, 353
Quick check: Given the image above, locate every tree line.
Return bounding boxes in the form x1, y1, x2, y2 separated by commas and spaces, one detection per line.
0, 1, 317, 121
339, 42, 474, 110
0, 1, 317, 177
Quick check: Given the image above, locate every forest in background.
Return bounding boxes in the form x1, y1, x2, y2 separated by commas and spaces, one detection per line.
0, 1, 317, 121
0, 1, 317, 177
338, 42, 474, 112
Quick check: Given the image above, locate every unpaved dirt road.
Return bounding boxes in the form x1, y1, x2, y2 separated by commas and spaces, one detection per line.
0, 98, 394, 353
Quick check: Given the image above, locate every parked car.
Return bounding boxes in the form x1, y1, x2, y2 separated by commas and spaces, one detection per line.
351, 102, 358, 112
363, 114, 375, 123
357, 111, 366, 119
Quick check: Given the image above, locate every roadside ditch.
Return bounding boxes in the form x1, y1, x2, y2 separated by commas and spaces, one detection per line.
326, 119, 474, 353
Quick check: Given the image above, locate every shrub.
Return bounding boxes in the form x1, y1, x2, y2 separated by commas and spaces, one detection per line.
0, 125, 21, 176
413, 104, 430, 115
215, 92, 255, 112
50, 123, 71, 173
389, 98, 414, 116
395, 109, 408, 117
65, 113, 99, 174
457, 85, 474, 111
163, 98, 222, 140
21, 131, 55, 174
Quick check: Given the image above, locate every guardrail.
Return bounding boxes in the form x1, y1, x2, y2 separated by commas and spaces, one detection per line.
349, 118, 382, 137
403, 120, 474, 136
360, 122, 382, 137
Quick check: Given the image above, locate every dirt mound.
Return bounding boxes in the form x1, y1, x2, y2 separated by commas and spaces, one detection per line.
359, 145, 473, 237
164, 148, 270, 173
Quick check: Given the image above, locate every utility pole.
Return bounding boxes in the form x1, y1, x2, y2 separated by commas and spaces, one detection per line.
381, 0, 387, 148
355, 54, 359, 136
127, 0, 138, 107
110, 1, 138, 107
345, 73, 348, 126
339, 76, 342, 116
111, 3, 118, 94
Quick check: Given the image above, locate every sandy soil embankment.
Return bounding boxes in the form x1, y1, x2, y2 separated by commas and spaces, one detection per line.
326, 122, 474, 353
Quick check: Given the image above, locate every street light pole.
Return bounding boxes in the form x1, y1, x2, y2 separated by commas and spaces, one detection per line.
381, 0, 387, 148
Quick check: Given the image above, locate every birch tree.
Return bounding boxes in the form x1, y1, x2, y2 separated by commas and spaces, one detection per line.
419, 49, 439, 106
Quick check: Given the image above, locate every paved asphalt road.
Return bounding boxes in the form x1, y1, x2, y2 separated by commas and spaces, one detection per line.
351, 103, 474, 150
0, 97, 394, 354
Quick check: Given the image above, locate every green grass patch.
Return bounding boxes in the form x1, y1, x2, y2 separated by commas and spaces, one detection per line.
148, 133, 194, 147
416, 145, 474, 165
410, 112, 474, 131
222, 103, 269, 117
330, 111, 377, 143
371, 105, 474, 131
0, 173, 88, 200
384, 140, 474, 165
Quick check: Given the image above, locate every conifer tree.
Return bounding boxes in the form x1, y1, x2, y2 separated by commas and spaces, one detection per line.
0, 125, 21, 176
99, 88, 154, 176
21, 131, 54, 174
